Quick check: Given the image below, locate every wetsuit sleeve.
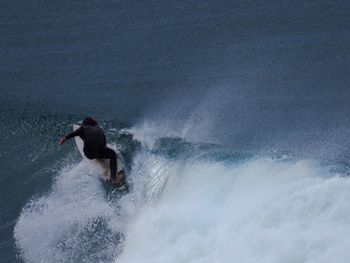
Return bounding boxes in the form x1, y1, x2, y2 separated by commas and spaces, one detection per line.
65, 126, 83, 139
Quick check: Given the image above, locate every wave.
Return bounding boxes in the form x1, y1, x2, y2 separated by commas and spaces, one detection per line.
118, 155, 350, 263
14, 162, 125, 263
14, 128, 350, 263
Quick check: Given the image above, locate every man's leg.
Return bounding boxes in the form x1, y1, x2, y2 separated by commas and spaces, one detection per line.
98, 147, 117, 178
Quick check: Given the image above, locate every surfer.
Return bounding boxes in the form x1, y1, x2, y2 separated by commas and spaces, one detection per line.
59, 117, 124, 186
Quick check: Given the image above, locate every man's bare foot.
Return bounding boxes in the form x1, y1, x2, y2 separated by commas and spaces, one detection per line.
109, 171, 125, 187
117, 170, 125, 182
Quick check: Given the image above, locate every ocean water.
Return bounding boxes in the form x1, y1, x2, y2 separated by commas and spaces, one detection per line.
1, 0, 350, 262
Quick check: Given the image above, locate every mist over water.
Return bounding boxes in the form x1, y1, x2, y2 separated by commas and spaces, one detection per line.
1, 0, 350, 262
13, 140, 350, 263
118, 157, 350, 263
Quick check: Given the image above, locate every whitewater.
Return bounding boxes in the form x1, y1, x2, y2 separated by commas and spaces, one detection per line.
14, 126, 350, 263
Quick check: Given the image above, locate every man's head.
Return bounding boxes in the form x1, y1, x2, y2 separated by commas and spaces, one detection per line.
82, 117, 98, 126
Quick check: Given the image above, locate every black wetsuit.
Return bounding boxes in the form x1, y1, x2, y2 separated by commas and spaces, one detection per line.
65, 125, 117, 179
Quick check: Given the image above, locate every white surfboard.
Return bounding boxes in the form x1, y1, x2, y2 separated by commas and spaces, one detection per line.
72, 124, 125, 180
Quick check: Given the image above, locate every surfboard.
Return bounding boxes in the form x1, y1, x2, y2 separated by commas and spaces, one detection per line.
72, 124, 125, 181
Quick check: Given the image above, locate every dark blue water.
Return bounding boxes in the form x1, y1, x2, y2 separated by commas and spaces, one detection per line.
1, 1, 350, 262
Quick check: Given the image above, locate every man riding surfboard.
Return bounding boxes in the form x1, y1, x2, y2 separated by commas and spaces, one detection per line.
59, 117, 124, 186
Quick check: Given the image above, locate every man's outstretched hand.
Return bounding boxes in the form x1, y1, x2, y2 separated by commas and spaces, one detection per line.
59, 137, 66, 145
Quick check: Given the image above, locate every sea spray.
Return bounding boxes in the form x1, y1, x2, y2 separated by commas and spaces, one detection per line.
14, 162, 125, 263
118, 158, 350, 263
14, 135, 350, 263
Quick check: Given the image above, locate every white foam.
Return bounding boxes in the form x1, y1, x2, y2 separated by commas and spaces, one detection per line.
14, 162, 124, 263
15, 150, 350, 263
117, 158, 350, 263
122, 121, 185, 149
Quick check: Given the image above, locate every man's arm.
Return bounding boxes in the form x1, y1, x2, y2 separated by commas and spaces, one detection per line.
59, 126, 83, 145
65, 126, 83, 139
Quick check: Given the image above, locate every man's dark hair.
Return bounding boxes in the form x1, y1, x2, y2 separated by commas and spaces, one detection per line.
83, 117, 98, 126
